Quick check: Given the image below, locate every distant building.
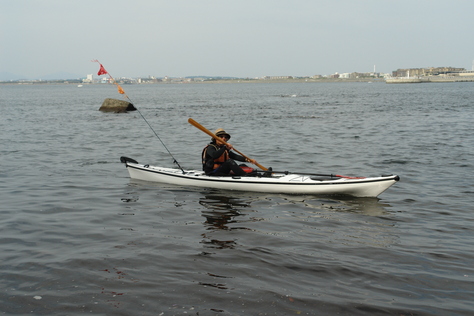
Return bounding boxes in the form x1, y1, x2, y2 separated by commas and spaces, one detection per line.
451, 70, 474, 77
82, 74, 93, 83
392, 67, 466, 77
262, 76, 294, 80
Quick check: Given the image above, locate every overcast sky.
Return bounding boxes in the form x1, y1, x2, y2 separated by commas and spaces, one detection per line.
1, 0, 473, 79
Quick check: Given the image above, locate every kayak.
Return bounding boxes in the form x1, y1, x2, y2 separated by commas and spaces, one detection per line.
120, 157, 399, 197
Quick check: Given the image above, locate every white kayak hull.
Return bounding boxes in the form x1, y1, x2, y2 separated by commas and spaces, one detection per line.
122, 160, 399, 197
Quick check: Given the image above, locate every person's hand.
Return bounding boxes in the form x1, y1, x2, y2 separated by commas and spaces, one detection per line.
247, 158, 257, 165
225, 143, 233, 150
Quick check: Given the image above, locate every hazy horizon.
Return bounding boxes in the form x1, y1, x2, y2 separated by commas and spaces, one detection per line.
2, 0, 473, 81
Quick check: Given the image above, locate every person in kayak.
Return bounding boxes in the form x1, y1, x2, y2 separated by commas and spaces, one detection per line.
202, 128, 257, 176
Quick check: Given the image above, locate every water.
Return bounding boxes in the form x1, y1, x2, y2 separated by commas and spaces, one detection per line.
1, 82, 473, 315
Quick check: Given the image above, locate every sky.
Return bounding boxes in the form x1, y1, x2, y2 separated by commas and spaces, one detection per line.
1, 0, 474, 80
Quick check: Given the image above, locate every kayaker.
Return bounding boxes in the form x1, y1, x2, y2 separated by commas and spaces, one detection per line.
202, 128, 257, 176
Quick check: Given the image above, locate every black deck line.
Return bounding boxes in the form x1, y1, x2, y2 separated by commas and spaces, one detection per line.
126, 164, 397, 186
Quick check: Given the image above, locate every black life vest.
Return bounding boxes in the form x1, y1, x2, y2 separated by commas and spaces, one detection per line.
202, 144, 229, 171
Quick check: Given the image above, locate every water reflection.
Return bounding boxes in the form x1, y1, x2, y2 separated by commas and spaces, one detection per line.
199, 194, 250, 229
196, 190, 397, 251
199, 190, 392, 217
290, 196, 392, 217
198, 192, 253, 249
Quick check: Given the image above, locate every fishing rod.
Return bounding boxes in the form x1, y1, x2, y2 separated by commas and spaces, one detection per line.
133, 107, 185, 173
93, 60, 185, 173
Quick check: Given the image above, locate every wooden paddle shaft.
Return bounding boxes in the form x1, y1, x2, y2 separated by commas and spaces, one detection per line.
188, 118, 268, 171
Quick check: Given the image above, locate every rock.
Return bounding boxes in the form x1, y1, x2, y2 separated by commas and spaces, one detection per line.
99, 98, 137, 113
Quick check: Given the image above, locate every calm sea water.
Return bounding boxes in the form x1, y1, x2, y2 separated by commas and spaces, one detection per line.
1, 82, 473, 315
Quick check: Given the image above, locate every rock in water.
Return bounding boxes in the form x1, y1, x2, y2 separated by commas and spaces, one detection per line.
99, 98, 137, 113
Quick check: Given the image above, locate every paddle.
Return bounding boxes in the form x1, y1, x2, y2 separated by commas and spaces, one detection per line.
188, 118, 268, 171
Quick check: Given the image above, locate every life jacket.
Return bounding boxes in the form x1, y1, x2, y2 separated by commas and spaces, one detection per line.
202, 144, 229, 171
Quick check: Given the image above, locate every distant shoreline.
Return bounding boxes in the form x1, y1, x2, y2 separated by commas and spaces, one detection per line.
181, 78, 384, 84
3, 76, 474, 85
0, 78, 384, 85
